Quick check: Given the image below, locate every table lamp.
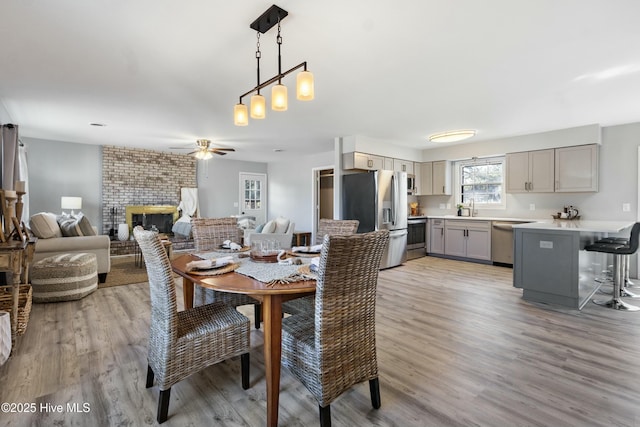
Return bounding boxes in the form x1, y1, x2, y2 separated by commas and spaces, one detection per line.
61, 196, 82, 216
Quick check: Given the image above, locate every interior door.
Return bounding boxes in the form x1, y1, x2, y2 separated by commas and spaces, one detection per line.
239, 172, 267, 225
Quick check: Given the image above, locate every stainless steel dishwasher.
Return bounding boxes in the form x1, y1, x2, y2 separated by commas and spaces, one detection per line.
491, 221, 528, 265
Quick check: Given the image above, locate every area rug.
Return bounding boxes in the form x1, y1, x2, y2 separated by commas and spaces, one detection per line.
99, 255, 149, 288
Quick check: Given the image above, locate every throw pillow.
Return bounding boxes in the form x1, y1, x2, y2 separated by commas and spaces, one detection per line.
273, 217, 290, 234
29, 212, 62, 239
75, 213, 96, 236
261, 220, 276, 233
58, 216, 83, 237
255, 223, 265, 233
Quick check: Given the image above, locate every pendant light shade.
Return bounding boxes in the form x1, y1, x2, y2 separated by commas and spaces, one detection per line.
296, 70, 314, 101
250, 94, 266, 119
271, 84, 288, 111
234, 5, 314, 125
234, 103, 248, 126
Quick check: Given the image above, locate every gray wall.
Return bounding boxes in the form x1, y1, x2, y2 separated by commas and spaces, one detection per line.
197, 157, 267, 218
24, 137, 103, 229
268, 151, 335, 234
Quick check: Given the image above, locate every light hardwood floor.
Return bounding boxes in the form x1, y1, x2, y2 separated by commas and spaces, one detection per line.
2, 256, 640, 426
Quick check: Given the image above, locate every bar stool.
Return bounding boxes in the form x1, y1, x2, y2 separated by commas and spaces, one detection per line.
593, 236, 637, 296
585, 222, 640, 311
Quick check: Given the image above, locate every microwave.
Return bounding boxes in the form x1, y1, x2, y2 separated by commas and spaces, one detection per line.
407, 174, 416, 195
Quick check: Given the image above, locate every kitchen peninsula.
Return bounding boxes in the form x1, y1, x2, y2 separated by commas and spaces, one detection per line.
512, 220, 634, 309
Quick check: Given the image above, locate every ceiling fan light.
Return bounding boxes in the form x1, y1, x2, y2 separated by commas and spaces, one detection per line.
296, 70, 314, 101
201, 151, 213, 160
250, 94, 266, 119
234, 103, 248, 126
271, 84, 288, 111
428, 130, 476, 143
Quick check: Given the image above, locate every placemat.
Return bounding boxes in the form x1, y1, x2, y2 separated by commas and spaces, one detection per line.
188, 262, 240, 276
286, 250, 321, 258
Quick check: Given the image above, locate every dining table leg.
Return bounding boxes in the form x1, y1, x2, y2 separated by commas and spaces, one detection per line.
182, 277, 194, 309
262, 294, 283, 427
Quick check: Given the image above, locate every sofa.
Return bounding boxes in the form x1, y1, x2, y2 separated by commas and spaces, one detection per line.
244, 216, 295, 249
29, 212, 111, 283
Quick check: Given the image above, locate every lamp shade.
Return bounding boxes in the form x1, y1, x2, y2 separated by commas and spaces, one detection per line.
271, 84, 288, 111
296, 70, 314, 101
61, 196, 82, 210
250, 94, 266, 119
234, 103, 248, 126
195, 150, 213, 160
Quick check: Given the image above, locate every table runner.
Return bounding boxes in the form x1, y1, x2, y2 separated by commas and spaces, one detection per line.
195, 251, 316, 285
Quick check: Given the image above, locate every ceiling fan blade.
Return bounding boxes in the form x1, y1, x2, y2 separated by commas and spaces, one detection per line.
186, 150, 198, 155
214, 151, 227, 156
212, 148, 235, 152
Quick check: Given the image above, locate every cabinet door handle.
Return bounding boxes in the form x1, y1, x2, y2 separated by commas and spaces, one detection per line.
525, 182, 529, 191
442, 185, 445, 193
529, 182, 533, 191
368, 159, 373, 168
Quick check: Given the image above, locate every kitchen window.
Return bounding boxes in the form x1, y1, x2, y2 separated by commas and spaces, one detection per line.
454, 156, 506, 209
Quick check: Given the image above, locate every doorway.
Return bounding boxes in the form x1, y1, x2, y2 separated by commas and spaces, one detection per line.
313, 167, 334, 241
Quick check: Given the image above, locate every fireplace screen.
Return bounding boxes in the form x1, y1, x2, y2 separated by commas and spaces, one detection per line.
125, 205, 179, 234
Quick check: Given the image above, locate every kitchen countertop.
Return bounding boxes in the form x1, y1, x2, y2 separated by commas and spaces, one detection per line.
511, 219, 633, 233
423, 215, 536, 222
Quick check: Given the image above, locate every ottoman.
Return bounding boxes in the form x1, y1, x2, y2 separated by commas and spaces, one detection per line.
31, 253, 98, 303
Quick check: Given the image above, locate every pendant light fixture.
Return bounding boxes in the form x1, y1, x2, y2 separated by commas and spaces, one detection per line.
234, 5, 314, 126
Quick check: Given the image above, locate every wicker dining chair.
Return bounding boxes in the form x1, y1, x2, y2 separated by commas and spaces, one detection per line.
315, 218, 360, 244
134, 227, 251, 423
191, 217, 262, 328
283, 219, 360, 316
281, 230, 389, 427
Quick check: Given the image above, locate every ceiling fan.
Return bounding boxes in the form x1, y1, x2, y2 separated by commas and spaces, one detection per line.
172, 139, 235, 160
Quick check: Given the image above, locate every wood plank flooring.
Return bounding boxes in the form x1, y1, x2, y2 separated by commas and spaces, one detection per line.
2, 256, 640, 426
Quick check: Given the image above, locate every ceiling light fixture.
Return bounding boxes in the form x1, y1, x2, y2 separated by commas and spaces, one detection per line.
428, 130, 476, 143
234, 5, 314, 126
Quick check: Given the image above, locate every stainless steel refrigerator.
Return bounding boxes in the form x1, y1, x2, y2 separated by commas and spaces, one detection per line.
342, 170, 408, 269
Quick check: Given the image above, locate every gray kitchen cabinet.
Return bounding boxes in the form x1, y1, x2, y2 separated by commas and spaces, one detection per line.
384, 157, 394, 171
419, 162, 433, 196
505, 149, 555, 193
554, 144, 598, 192
432, 160, 451, 195
393, 159, 414, 174
342, 152, 384, 171
429, 218, 445, 254
444, 219, 491, 261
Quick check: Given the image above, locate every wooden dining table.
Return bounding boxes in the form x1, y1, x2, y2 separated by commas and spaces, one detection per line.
171, 254, 316, 427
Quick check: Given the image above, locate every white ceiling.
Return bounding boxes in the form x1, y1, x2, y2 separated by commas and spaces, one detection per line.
2, 1, 640, 162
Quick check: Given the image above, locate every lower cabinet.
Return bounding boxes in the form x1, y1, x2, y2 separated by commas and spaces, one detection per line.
429, 219, 445, 254
443, 220, 491, 261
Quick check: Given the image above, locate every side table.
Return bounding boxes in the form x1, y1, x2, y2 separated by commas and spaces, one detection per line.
292, 231, 312, 247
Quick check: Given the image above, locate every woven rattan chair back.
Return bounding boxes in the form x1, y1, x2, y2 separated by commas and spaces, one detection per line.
133, 226, 251, 423
315, 219, 360, 245
282, 230, 389, 426
134, 226, 178, 342
191, 217, 240, 252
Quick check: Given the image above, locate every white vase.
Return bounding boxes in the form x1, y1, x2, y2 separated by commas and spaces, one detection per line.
117, 223, 129, 241
0, 312, 11, 366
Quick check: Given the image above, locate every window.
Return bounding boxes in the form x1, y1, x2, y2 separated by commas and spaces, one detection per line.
455, 156, 505, 209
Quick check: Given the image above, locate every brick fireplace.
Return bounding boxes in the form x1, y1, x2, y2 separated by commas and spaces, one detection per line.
125, 205, 179, 234
102, 145, 196, 236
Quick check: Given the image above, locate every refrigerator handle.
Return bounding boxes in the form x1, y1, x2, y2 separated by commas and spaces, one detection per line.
391, 173, 396, 225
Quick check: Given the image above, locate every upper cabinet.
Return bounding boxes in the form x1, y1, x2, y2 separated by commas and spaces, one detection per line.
393, 159, 414, 175
505, 149, 555, 193
343, 152, 384, 171
384, 157, 394, 171
432, 160, 452, 195
419, 162, 433, 196
505, 144, 598, 193
418, 161, 451, 195
554, 144, 598, 192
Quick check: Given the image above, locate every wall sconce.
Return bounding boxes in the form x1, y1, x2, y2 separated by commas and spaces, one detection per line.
234, 4, 314, 126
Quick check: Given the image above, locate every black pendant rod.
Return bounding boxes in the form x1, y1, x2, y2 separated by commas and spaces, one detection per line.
238, 61, 307, 103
